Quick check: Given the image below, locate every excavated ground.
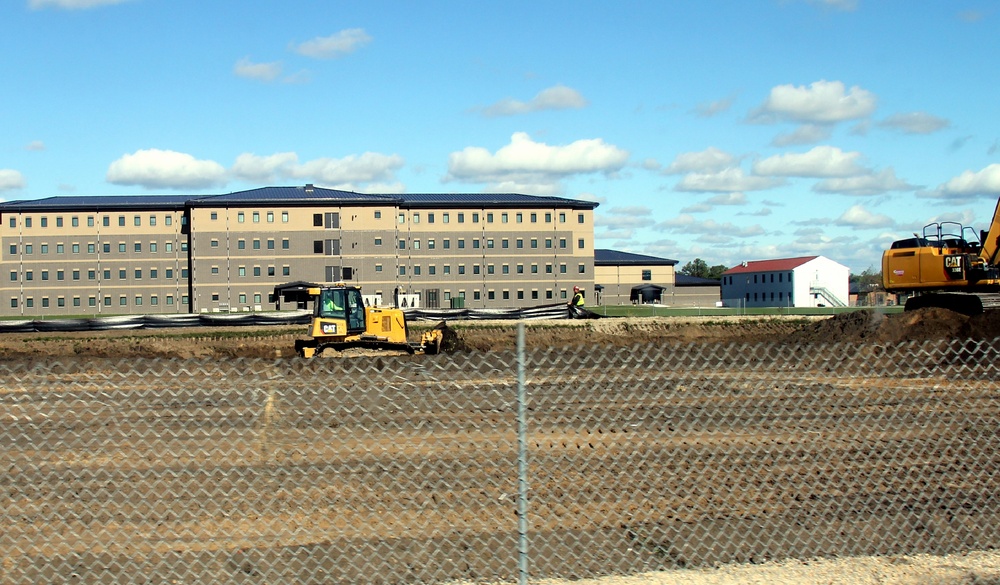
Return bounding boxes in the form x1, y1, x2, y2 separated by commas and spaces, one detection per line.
2, 308, 1000, 584
0, 308, 994, 358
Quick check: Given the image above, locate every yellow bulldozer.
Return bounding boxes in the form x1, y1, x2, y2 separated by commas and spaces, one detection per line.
882, 195, 1000, 315
274, 282, 443, 358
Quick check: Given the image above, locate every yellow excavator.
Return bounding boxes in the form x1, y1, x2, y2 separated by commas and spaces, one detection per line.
274, 282, 443, 357
882, 196, 1000, 315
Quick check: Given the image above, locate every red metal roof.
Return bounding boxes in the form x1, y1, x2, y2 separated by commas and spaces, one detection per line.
723, 256, 819, 275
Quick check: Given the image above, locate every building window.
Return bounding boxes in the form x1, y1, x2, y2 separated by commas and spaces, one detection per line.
578, 213, 585, 223
253, 212, 260, 223
238, 212, 245, 223
267, 212, 274, 223
642, 270, 652, 281
282, 212, 289, 222
579, 264, 586, 274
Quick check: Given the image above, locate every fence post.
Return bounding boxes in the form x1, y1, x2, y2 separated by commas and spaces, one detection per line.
516, 321, 529, 585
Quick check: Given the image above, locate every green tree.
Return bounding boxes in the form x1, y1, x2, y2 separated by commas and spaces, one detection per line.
680, 258, 728, 280
849, 265, 883, 291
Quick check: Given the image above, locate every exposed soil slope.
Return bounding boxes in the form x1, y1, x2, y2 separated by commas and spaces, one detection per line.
0, 308, 998, 359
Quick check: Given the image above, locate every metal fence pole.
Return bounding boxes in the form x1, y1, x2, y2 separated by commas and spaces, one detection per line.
516, 321, 529, 585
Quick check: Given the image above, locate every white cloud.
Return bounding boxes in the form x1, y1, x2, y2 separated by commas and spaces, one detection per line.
24, 140, 45, 151
664, 147, 737, 174
232, 151, 404, 186
675, 168, 784, 193
481, 85, 588, 117
290, 153, 405, 185
231, 152, 299, 182
694, 95, 736, 117
753, 145, 867, 178
835, 204, 895, 228
595, 214, 655, 230
234, 57, 282, 82
292, 29, 371, 59
29, 0, 132, 8
0, 170, 26, 191
748, 80, 877, 124
106, 149, 227, 189
656, 214, 765, 238
445, 132, 628, 192
606, 205, 652, 216
771, 124, 831, 146
878, 111, 950, 134
931, 163, 1000, 199
813, 168, 915, 196
706, 192, 748, 206
806, 0, 857, 10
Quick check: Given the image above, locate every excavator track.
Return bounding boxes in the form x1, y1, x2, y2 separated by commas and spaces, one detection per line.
904, 292, 1000, 316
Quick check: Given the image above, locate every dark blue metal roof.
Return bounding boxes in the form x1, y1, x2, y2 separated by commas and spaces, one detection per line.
190, 185, 400, 206
594, 249, 678, 266
0, 194, 195, 211
399, 193, 598, 209
675, 274, 721, 287
0, 186, 598, 212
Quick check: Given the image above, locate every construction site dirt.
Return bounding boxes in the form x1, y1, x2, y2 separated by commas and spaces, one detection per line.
1, 308, 999, 584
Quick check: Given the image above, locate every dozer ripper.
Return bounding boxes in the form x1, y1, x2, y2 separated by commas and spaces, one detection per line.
274, 282, 443, 357
882, 195, 1000, 315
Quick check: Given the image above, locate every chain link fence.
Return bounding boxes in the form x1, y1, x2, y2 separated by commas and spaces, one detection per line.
1, 334, 998, 583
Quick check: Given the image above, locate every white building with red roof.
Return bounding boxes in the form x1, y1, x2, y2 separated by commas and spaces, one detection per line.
720, 255, 849, 309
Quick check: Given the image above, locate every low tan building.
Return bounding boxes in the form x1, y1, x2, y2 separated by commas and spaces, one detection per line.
593, 249, 677, 305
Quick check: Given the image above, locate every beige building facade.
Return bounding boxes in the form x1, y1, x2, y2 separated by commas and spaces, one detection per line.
593, 249, 677, 305
0, 186, 598, 316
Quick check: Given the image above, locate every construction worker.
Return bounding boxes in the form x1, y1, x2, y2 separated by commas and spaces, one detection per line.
568, 286, 585, 318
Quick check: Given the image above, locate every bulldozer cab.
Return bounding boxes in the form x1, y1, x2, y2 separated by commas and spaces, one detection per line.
315, 286, 366, 334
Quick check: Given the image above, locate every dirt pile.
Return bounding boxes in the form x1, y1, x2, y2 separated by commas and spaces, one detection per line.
3, 309, 1000, 359
784, 307, 1000, 345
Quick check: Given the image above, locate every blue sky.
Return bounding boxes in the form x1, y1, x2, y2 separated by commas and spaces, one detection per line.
3, 0, 999, 274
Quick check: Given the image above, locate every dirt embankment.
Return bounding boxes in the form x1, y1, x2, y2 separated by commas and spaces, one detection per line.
0, 308, 998, 360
